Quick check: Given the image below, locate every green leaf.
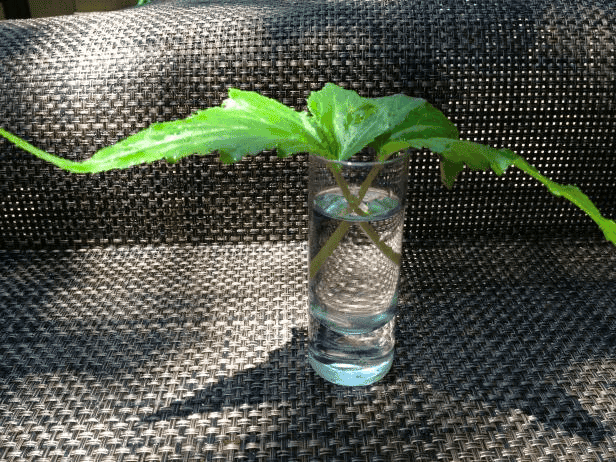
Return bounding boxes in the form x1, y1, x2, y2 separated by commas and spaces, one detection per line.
1, 83, 614, 247
439, 159, 466, 190
306, 83, 427, 161
367, 100, 460, 161
402, 137, 517, 182
404, 137, 616, 245
0, 88, 333, 173
0, 83, 449, 172
512, 156, 616, 245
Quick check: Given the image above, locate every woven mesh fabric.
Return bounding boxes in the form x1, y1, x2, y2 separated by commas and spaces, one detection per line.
2, 1, 616, 461
1, 241, 615, 461
1, 0, 615, 248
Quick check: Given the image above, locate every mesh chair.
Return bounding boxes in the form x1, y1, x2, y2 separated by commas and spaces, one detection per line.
1, 0, 615, 460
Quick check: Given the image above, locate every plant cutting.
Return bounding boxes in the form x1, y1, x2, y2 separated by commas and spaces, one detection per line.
1, 83, 613, 244
1, 82, 615, 385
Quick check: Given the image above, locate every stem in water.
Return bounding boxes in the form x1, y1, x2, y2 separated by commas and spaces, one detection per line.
309, 151, 402, 279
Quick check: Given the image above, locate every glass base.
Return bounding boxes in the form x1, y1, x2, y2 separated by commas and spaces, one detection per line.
307, 350, 394, 386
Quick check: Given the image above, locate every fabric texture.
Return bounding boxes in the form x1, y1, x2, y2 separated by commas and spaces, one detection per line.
1, 0, 615, 460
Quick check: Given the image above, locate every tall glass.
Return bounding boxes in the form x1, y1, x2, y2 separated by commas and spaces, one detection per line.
307, 148, 410, 386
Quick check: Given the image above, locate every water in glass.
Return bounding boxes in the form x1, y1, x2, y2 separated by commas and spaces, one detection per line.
308, 185, 404, 385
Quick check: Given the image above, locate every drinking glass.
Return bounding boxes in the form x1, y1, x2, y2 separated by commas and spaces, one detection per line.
307, 148, 410, 385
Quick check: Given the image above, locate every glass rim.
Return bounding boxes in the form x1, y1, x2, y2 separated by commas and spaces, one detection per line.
308, 149, 411, 168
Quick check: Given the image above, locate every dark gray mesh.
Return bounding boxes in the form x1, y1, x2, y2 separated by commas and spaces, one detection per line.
1, 242, 615, 461
1, 1, 616, 461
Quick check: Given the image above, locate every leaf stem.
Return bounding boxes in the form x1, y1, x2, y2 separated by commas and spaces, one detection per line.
358, 221, 401, 266
0, 128, 87, 173
309, 220, 352, 280
309, 153, 402, 279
